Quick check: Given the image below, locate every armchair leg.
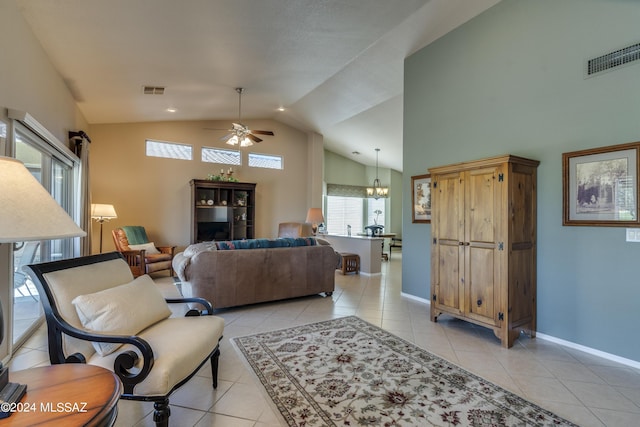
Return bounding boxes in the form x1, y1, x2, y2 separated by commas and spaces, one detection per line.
210, 346, 220, 389
153, 397, 170, 427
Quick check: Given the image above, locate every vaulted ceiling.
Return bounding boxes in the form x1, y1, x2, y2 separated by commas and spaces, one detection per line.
17, 0, 500, 171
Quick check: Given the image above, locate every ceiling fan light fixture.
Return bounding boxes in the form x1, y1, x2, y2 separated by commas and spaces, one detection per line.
217, 87, 274, 148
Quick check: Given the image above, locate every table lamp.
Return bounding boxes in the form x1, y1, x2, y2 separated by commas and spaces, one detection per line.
305, 208, 325, 235
0, 156, 86, 417
91, 204, 118, 253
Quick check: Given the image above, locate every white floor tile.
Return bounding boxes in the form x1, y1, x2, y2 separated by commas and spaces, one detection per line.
11, 253, 639, 426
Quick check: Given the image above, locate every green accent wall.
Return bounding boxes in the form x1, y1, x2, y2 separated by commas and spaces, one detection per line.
324, 150, 403, 237
403, 0, 640, 361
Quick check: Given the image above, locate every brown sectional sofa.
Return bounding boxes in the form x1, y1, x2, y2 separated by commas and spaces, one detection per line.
173, 238, 340, 309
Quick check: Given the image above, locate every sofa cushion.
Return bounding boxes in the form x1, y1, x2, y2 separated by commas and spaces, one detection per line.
215, 237, 317, 250
72, 274, 172, 356
286, 237, 317, 247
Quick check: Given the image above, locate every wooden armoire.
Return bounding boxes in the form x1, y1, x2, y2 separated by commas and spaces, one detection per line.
429, 155, 539, 348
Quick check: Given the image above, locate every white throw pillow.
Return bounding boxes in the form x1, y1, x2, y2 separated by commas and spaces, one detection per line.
183, 242, 217, 257
72, 274, 172, 356
128, 242, 161, 255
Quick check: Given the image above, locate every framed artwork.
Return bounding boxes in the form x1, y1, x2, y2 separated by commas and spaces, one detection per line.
563, 142, 640, 227
412, 174, 431, 223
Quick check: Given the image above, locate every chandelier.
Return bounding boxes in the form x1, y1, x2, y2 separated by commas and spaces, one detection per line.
366, 148, 389, 199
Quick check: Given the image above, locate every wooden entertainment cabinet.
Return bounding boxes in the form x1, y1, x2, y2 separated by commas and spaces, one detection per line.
190, 180, 256, 243
429, 155, 539, 348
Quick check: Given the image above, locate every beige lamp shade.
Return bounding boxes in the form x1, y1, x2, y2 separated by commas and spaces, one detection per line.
91, 204, 118, 220
0, 156, 86, 243
305, 208, 325, 225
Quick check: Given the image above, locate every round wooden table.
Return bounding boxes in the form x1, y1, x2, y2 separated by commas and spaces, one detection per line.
0, 364, 122, 426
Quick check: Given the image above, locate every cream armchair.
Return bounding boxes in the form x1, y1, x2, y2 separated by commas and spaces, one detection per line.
25, 252, 224, 427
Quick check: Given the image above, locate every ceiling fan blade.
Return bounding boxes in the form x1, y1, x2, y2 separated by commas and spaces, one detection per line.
247, 134, 263, 143
251, 130, 274, 136
204, 127, 231, 131
219, 133, 234, 142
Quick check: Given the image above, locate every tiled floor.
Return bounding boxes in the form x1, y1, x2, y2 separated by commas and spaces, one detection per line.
10, 254, 640, 426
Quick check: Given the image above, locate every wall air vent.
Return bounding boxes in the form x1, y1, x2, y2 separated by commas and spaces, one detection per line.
586, 42, 640, 77
142, 86, 165, 95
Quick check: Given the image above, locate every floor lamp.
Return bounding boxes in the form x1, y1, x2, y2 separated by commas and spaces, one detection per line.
0, 156, 86, 417
91, 204, 117, 253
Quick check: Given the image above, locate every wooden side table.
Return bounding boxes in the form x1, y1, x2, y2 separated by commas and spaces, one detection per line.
0, 364, 121, 426
339, 253, 360, 275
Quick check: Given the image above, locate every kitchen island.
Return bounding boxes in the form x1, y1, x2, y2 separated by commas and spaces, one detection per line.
321, 234, 384, 275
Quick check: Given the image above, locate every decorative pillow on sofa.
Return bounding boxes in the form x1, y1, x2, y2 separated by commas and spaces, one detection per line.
278, 237, 317, 247
128, 242, 161, 255
216, 238, 318, 250
72, 274, 172, 356
183, 241, 217, 257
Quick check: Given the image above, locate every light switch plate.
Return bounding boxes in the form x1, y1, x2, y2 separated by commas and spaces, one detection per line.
626, 228, 640, 242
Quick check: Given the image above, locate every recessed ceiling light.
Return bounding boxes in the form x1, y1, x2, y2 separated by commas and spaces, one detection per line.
277, 107, 285, 112
166, 107, 177, 113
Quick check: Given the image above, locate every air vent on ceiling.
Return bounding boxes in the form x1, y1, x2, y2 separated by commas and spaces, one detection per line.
586, 42, 640, 77
142, 86, 165, 95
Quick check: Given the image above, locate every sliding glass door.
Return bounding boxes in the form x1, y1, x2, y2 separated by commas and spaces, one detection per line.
11, 124, 77, 346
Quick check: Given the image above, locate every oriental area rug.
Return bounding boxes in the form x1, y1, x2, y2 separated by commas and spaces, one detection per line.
232, 316, 578, 427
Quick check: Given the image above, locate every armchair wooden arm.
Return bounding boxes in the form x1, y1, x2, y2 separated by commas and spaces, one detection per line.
121, 249, 146, 278
41, 314, 155, 393
156, 245, 175, 256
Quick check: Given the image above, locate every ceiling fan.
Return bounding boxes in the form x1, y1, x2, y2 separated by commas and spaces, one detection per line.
207, 87, 274, 147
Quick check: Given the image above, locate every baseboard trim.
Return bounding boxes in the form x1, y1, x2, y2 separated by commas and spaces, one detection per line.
400, 295, 640, 368
358, 272, 381, 277
400, 292, 430, 304
536, 332, 640, 369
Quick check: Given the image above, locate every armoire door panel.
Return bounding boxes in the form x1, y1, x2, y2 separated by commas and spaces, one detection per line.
466, 168, 498, 244
436, 243, 462, 311
436, 173, 463, 242
466, 245, 496, 324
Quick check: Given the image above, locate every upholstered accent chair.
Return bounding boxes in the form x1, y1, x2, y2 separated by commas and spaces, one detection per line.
25, 252, 225, 427
112, 226, 175, 276
277, 222, 314, 238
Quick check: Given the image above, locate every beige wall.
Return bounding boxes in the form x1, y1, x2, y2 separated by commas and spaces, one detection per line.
88, 119, 317, 253
0, 0, 88, 142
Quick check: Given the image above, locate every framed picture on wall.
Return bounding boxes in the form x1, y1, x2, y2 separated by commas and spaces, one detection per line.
563, 141, 640, 227
411, 174, 431, 223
